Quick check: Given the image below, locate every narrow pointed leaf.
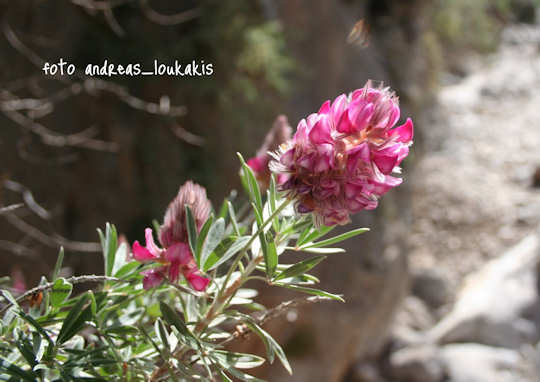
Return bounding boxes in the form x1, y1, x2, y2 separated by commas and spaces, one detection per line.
199, 218, 225, 268
52, 247, 64, 281
274, 283, 344, 302
273, 255, 326, 282
303, 228, 369, 248
185, 205, 198, 257
50, 278, 72, 307
207, 236, 250, 271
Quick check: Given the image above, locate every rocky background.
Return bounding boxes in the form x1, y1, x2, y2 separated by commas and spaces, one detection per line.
1, 0, 540, 381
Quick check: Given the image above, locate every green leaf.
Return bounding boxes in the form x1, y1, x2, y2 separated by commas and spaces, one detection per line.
212, 350, 265, 369
57, 293, 90, 344
297, 225, 335, 247
301, 247, 345, 254
185, 205, 198, 256
50, 278, 72, 307
111, 242, 129, 276
155, 318, 170, 353
114, 261, 140, 279
159, 302, 193, 339
245, 322, 291, 375
227, 201, 240, 236
52, 247, 64, 281
237, 153, 262, 213
273, 255, 326, 282
195, 214, 215, 261
303, 228, 370, 248
252, 204, 274, 277
97, 223, 118, 277
274, 283, 344, 302
0, 358, 36, 381
199, 218, 225, 269
88, 290, 97, 317
266, 241, 278, 278
206, 236, 250, 271
220, 370, 233, 382
0, 289, 18, 308
226, 366, 266, 382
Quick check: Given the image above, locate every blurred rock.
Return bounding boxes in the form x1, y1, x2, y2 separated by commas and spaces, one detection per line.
344, 361, 384, 382
427, 234, 540, 348
389, 345, 445, 382
411, 269, 451, 309
439, 343, 521, 382
394, 296, 434, 331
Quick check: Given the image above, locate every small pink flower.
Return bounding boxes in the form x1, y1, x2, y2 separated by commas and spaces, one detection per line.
270, 81, 413, 226
247, 115, 292, 189
132, 181, 211, 291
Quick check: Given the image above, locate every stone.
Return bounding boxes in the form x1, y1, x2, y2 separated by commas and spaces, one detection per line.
427, 234, 540, 348
411, 269, 451, 309
440, 343, 522, 382
389, 345, 445, 382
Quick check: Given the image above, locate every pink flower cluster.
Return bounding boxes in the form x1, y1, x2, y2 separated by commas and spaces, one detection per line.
247, 115, 292, 189
270, 81, 413, 226
132, 181, 210, 291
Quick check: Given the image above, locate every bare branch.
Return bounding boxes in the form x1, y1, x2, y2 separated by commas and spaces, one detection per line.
70, 0, 134, 11
2, 212, 101, 253
3, 180, 51, 219
219, 295, 334, 347
170, 124, 205, 146
0, 204, 23, 215
0, 274, 132, 313
103, 7, 126, 37
139, 0, 200, 26
0, 240, 38, 258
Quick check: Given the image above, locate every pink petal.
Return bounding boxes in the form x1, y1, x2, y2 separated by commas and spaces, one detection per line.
373, 152, 398, 175
346, 142, 370, 173
247, 156, 265, 173
280, 148, 295, 167
386, 105, 400, 129
141, 268, 165, 289
318, 100, 331, 114
331, 94, 348, 124
168, 261, 181, 283
132, 241, 158, 262
308, 116, 333, 145
185, 272, 210, 291
165, 242, 193, 265
294, 119, 309, 143
145, 228, 162, 257
390, 118, 414, 143
336, 112, 354, 134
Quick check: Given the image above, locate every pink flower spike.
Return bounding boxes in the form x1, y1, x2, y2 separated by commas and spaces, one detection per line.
141, 268, 165, 290
390, 118, 414, 143
132, 240, 159, 262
